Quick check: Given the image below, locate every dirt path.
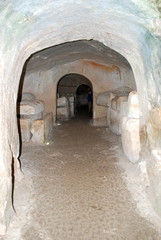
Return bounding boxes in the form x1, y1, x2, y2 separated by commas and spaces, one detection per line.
2, 113, 161, 240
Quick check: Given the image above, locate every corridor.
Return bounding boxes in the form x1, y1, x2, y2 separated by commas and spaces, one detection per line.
2, 114, 161, 240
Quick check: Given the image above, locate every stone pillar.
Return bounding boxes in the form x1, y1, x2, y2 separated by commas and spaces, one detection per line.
57, 97, 70, 121
108, 96, 128, 135
121, 91, 141, 163
68, 96, 75, 117
31, 113, 53, 144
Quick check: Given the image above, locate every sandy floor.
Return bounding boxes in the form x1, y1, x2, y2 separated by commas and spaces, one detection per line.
1, 110, 161, 240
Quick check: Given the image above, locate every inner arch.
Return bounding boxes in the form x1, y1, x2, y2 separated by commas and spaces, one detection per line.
56, 74, 93, 120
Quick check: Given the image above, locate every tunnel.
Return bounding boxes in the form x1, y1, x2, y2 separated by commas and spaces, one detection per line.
0, 0, 161, 238
57, 74, 93, 119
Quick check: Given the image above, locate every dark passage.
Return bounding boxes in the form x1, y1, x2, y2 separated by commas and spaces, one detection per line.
76, 84, 93, 118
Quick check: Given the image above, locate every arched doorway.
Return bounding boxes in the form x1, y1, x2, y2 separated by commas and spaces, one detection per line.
56, 74, 93, 121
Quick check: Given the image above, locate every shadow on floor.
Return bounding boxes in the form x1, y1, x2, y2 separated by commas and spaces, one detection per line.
75, 105, 92, 120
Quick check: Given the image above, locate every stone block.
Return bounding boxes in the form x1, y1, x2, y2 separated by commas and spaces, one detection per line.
30, 113, 53, 144
19, 119, 32, 142
120, 100, 128, 117
57, 96, 70, 121
111, 97, 117, 110
111, 95, 127, 111
96, 92, 115, 107
68, 96, 75, 117
31, 119, 44, 144
18, 102, 35, 115
121, 117, 141, 163
57, 96, 68, 107
108, 97, 128, 135
147, 122, 161, 149
149, 107, 161, 129
119, 100, 128, 130
107, 93, 116, 107
57, 106, 70, 120
21, 92, 36, 101
107, 107, 110, 127
57, 100, 70, 120
127, 91, 140, 118
44, 112, 53, 141
117, 96, 128, 110
18, 100, 45, 120
109, 108, 121, 135
96, 94, 108, 107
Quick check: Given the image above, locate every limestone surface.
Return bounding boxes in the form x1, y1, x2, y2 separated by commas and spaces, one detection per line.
121, 117, 141, 163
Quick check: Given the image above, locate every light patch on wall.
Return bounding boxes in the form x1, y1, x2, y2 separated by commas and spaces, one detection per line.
83, 60, 121, 80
